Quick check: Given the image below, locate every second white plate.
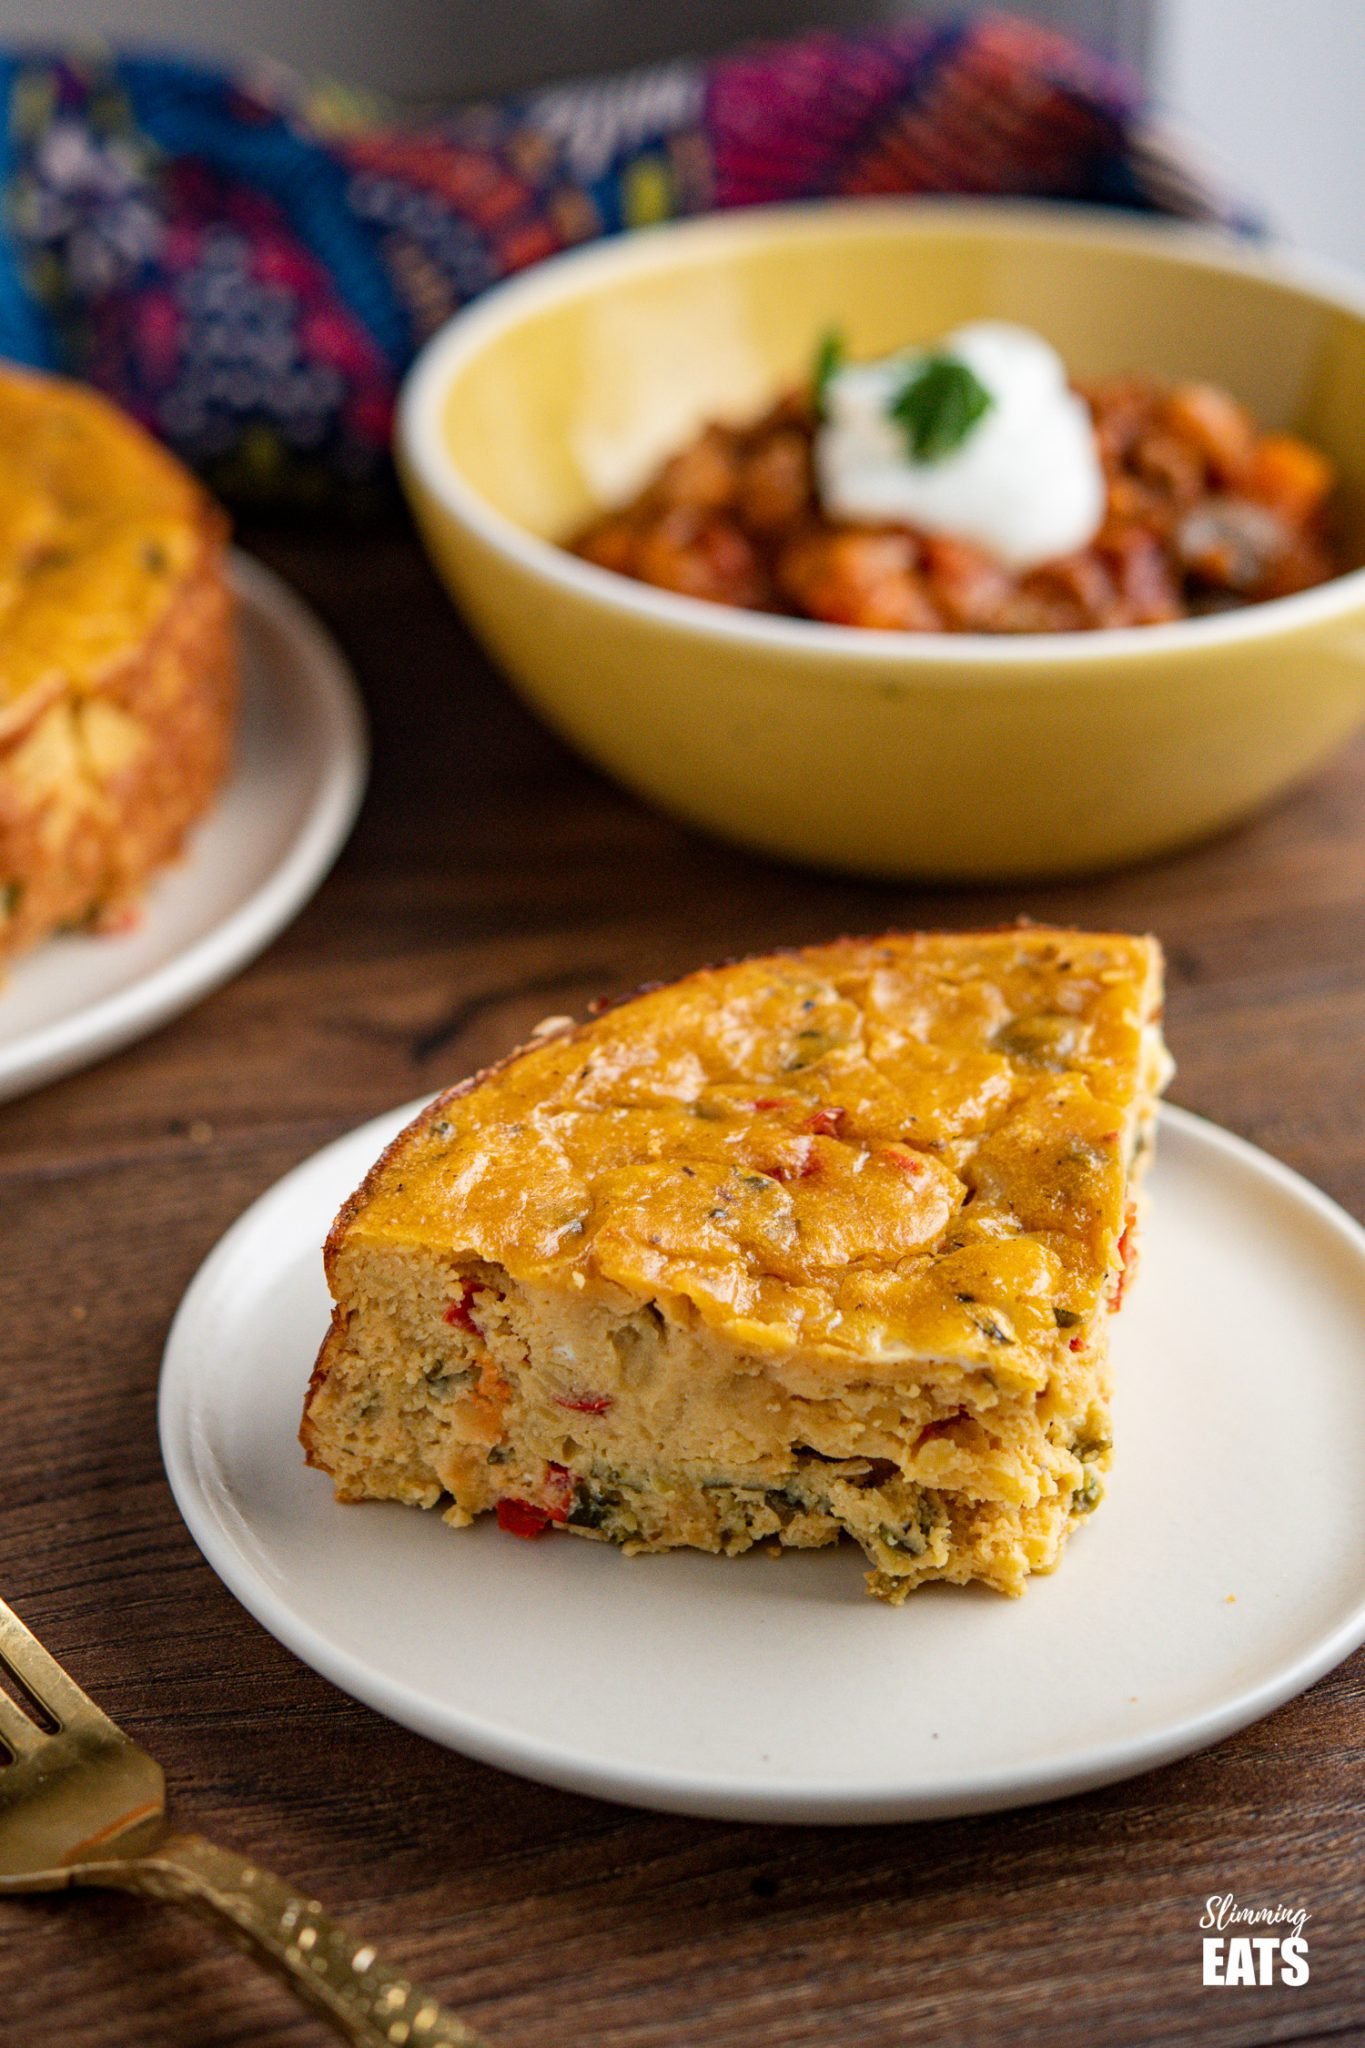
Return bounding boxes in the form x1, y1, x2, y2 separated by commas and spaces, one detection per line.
0, 552, 367, 1103
159, 1102, 1365, 1823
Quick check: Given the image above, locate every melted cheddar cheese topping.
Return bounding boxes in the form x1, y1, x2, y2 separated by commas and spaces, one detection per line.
344, 929, 1166, 1377
0, 368, 205, 714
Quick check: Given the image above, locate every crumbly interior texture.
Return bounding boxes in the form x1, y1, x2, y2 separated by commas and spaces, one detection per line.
0, 367, 234, 968
303, 929, 1169, 1601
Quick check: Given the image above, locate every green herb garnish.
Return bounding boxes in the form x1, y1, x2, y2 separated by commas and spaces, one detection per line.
889, 353, 993, 463
812, 328, 845, 419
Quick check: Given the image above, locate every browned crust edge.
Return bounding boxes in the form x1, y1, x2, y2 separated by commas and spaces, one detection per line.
0, 501, 235, 968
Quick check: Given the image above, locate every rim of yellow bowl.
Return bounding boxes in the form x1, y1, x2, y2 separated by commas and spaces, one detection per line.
396, 197, 1365, 674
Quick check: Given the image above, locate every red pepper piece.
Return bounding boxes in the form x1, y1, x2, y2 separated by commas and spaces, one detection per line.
751, 1095, 795, 1112
544, 1462, 574, 1523
555, 1391, 614, 1414
766, 1143, 823, 1184
804, 1106, 846, 1137
1068, 1334, 1085, 1352
442, 1282, 479, 1331
879, 1145, 925, 1176
496, 1498, 550, 1539
914, 1406, 969, 1450
1111, 1208, 1139, 1311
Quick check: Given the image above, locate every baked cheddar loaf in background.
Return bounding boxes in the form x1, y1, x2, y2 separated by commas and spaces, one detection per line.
303, 928, 1170, 1601
0, 364, 234, 970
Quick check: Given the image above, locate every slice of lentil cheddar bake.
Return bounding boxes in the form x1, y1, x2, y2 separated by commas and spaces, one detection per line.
0, 364, 234, 969
302, 928, 1170, 1601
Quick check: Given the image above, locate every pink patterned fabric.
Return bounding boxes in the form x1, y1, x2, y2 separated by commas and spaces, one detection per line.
0, 21, 1238, 505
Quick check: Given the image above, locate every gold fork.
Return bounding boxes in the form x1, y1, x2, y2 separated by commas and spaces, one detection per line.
0, 1594, 488, 2046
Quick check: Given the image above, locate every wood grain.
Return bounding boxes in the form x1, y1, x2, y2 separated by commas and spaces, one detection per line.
0, 522, 1361, 2047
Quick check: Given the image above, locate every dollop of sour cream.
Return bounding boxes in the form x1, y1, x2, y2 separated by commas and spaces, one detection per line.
815, 321, 1106, 571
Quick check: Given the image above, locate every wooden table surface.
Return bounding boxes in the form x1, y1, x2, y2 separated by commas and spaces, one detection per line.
2, 522, 1362, 2047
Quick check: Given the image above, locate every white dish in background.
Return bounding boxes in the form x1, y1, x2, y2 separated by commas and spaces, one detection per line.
0, 551, 367, 1105
159, 1101, 1365, 1824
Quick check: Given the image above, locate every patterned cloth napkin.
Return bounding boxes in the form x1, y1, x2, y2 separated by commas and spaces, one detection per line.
0, 17, 1238, 505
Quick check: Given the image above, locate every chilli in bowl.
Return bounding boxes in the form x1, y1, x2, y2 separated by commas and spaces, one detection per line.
572, 321, 1339, 634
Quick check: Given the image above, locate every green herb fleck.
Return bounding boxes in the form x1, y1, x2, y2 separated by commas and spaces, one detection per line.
0, 881, 22, 919
812, 327, 844, 419
567, 1484, 619, 1531
782, 1028, 829, 1072
971, 1311, 1012, 1345
690, 1099, 729, 1121
994, 1013, 1076, 1067
889, 354, 993, 463
1054, 1306, 1082, 1329
1071, 1470, 1104, 1516
423, 1364, 476, 1397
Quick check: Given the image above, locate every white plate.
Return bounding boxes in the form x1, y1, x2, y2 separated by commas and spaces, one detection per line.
159, 1102, 1365, 1824
0, 552, 367, 1104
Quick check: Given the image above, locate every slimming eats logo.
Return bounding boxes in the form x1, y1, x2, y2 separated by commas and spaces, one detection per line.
1201, 1894, 1310, 1986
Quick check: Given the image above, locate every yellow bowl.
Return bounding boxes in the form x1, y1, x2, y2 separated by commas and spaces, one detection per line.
396, 200, 1365, 879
